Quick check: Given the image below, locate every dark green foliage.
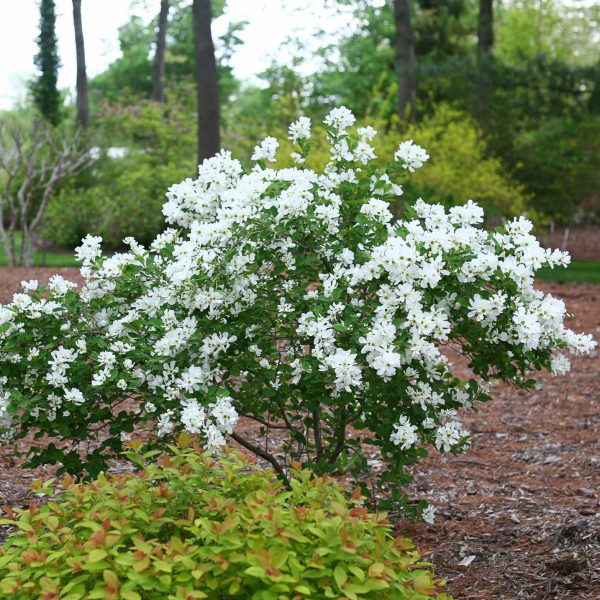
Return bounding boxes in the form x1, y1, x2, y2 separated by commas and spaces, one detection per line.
305, 0, 600, 224
513, 116, 600, 221
31, 0, 62, 126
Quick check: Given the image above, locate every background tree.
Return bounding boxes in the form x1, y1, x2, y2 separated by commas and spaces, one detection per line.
72, 0, 89, 128
476, 0, 494, 121
31, 0, 62, 126
477, 0, 494, 66
394, 0, 416, 127
0, 121, 92, 266
152, 0, 170, 103
87, 1, 236, 111
192, 0, 220, 162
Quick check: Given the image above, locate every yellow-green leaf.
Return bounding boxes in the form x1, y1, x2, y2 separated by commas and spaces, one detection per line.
87, 549, 107, 563
334, 565, 347, 589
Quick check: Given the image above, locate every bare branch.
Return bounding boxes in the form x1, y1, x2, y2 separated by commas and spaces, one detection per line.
229, 431, 291, 488
0, 119, 94, 266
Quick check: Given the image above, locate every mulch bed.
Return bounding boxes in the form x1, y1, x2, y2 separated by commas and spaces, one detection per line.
0, 267, 598, 599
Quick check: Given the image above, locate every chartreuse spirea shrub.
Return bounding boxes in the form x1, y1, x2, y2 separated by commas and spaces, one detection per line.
0, 441, 449, 600
0, 107, 596, 517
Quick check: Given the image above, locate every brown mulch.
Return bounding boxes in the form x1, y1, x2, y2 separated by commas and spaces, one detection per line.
0, 268, 598, 599
399, 282, 600, 599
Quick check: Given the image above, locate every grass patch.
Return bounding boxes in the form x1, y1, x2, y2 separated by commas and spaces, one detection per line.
0, 232, 78, 268
537, 260, 600, 284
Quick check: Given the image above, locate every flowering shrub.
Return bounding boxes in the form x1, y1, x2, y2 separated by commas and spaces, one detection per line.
0, 441, 448, 599
0, 107, 595, 516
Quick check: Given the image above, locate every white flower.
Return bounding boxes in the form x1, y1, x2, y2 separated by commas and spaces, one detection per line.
435, 421, 467, 452
422, 505, 436, 524
563, 330, 596, 355
0, 306, 14, 325
323, 348, 362, 392
550, 353, 570, 376
394, 140, 429, 172
360, 198, 393, 223
357, 126, 377, 142
75, 234, 103, 264
157, 411, 175, 437
209, 396, 238, 434
468, 292, 506, 325
252, 136, 279, 162
324, 106, 356, 134
21, 280, 38, 292
390, 416, 418, 450
181, 399, 206, 434
64, 388, 85, 405
48, 275, 77, 297
91, 370, 109, 387
288, 116, 311, 142
277, 297, 294, 315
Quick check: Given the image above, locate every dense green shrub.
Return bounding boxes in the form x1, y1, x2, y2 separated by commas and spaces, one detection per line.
43, 159, 193, 249
514, 116, 600, 222
42, 94, 197, 250
0, 440, 447, 599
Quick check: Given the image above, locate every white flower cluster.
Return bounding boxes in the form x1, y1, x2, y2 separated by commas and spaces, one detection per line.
394, 140, 430, 172
0, 107, 595, 501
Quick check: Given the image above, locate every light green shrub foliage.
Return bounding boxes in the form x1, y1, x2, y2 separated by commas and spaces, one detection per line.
0, 440, 447, 600
394, 107, 528, 220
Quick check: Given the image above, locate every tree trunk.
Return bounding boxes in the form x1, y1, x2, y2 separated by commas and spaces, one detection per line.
0, 221, 13, 267
477, 0, 494, 68
72, 0, 89, 128
152, 0, 170, 103
476, 0, 494, 122
393, 0, 416, 130
192, 0, 220, 164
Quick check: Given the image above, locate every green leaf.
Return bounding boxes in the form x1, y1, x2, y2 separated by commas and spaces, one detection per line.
294, 585, 312, 595
244, 565, 266, 578
87, 549, 107, 563
333, 565, 347, 589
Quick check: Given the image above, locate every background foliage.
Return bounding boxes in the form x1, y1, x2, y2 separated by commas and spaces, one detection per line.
1, 0, 595, 252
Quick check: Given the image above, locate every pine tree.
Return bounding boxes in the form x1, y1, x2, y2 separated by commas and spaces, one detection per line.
32, 0, 62, 126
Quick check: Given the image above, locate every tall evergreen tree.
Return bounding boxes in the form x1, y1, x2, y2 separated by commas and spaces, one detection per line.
192, 0, 220, 163
32, 0, 62, 126
72, 0, 89, 128
152, 0, 170, 103
394, 0, 416, 128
